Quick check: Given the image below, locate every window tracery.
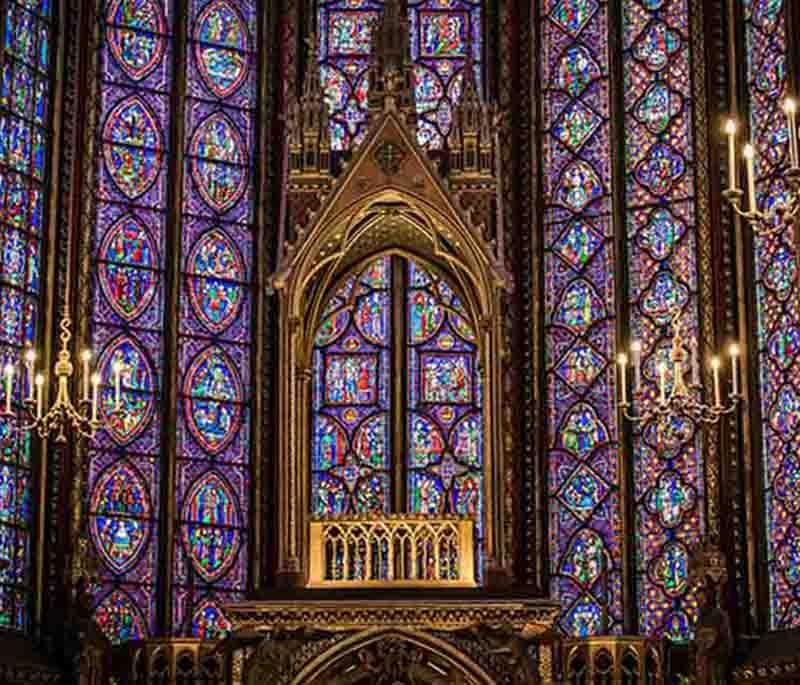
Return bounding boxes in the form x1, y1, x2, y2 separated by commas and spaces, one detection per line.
316, 0, 482, 151
311, 256, 484, 540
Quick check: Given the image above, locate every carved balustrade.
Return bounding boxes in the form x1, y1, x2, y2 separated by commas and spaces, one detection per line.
308, 514, 476, 588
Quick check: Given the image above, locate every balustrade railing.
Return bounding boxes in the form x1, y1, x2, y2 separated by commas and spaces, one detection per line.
308, 514, 476, 588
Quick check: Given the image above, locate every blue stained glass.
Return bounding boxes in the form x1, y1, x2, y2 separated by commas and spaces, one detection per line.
312, 257, 392, 515
0, 0, 54, 633
744, 0, 800, 631
318, 0, 481, 150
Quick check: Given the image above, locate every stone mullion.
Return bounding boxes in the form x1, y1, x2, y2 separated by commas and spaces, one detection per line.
159, 0, 189, 635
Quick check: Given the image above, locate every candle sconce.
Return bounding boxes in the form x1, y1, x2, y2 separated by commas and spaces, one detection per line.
0, 310, 124, 442
617, 308, 741, 427
723, 101, 800, 248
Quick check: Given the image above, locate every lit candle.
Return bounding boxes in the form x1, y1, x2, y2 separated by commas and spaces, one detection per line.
724, 118, 738, 190
91, 372, 100, 424
3, 364, 13, 415
24, 348, 35, 403
35, 373, 44, 420
618, 353, 628, 405
743, 143, 757, 213
113, 361, 122, 411
711, 356, 721, 407
730, 343, 740, 397
658, 362, 668, 404
691, 343, 700, 386
81, 349, 91, 402
785, 98, 799, 169
631, 340, 642, 392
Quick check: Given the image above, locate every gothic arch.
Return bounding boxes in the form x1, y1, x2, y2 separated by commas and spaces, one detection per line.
283, 628, 494, 685
272, 108, 510, 586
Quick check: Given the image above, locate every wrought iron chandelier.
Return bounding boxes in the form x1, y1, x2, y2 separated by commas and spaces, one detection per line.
0, 223, 123, 441
722, 97, 800, 246
616, 307, 741, 426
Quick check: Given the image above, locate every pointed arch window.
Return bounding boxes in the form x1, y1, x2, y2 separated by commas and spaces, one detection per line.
311, 255, 484, 538
316, 0, 483, 151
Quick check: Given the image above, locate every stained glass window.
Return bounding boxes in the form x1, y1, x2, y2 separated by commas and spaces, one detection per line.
540, 0, 622, 637
311, 256, 484, 566
87, 0, 259, 643
743, 0, 800, 630
88, 0, 172, 643
0, 0, 53, 632
312, 258, 392, 515
317, 0, 482, 150
406, 262, 483, 529
174, 0, 256, 638
623, 0, 703, 640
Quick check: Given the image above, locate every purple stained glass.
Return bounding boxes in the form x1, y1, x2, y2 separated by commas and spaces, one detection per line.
406, 261, 484, 571
318, 0, 481, 150
0, 0, 54, 632
88, 0, 172, 641
541, 0, 622, 637
312, 257, 392, 515
311, 256, 484, 577
743, 0, 800, 629
623, 0, 703, 640
172, 0, 256, 636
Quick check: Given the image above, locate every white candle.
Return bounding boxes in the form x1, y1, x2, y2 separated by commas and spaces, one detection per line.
691, 343, 700, 386
730, 343, 740, 396
631, 340, 642, 392
618, 353, 628, 405
81, 349, 91, 402
724, 118, 738, 190
113, 361, 122, 411
658, 362, 668, 403
3, 364, 13, 415
785, 98, 799, 168
35, 374, 44, 420
743, 144, 757, 213
91, 372, 100, 423
711, 356, 721, 407
24, 348, 34, 403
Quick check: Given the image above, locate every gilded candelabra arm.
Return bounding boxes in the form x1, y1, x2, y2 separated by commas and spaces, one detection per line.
1, 314, 122, 442
616, 308, 741, 428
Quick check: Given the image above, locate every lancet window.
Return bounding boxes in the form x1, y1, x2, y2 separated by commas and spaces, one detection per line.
311, 256, 484, 550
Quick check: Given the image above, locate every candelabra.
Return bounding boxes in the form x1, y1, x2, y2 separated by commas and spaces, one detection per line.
0, 211, 125, 440
617, 308, 741, 426
0, 311, 125, 441
722, 98, 800, 247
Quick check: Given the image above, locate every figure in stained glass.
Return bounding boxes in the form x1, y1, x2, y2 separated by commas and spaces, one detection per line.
325, 355, 378, 405
421, 355, 470, 403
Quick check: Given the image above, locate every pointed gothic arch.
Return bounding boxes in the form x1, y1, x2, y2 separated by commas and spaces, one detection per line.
272, 104, 510, 586
277, 628, 495, 685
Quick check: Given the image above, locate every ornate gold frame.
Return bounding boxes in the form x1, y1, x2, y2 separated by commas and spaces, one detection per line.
272, 111, 510, 587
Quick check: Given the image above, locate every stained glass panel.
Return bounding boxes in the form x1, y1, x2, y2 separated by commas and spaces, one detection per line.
0, 0, 53, 632
406, 262, 483, 538
742, 0, 800, 630
623, 0, 703, 640
173, 0, 256, 637
88, 0, 172, 643
317, 0, 481, 150
541, 0, 621, 637
312, 257, 392, 515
